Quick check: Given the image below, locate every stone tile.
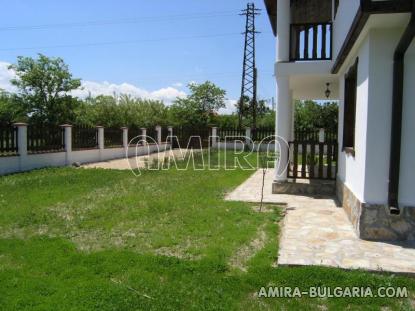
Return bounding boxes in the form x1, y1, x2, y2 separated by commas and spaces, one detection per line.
226, 169, 415, 275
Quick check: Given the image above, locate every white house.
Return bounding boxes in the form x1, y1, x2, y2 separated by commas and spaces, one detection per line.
265, 0, 415, 241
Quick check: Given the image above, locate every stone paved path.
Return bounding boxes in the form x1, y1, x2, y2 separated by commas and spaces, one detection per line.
226, 169, 415, 274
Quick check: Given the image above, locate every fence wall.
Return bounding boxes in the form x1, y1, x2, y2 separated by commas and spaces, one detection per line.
213, 127, 335, 154
0, 124, 170, 175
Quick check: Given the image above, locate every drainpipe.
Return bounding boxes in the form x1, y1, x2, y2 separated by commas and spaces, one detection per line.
388, 0, 415, 213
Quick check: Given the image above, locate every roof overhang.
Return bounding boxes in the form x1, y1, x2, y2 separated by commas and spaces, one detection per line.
332, 0, 413, 73
264, 0, 277, 36
264, 0, 333, 37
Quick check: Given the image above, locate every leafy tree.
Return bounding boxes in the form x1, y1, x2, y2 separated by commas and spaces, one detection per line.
0, 90, 27, 124
170, 81, 226, 127
294, 100, 338, 132
9, 54, 81, 124
235, 97, 273, 128
210, 114, 239, 128
72, 94, 169, 128
118, 95, 169, 128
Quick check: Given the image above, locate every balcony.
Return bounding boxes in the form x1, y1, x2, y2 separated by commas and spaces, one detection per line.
290, 22, 332, 62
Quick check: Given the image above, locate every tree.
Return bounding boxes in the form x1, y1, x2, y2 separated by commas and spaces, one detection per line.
294, 100, 338, 132
72, 94, 170, 128
170, 81, 226, 127
9, 54, 81, 124
0, 90, 27, 124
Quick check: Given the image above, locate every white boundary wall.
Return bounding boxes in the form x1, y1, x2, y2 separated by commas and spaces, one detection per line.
0, 124, 170, 175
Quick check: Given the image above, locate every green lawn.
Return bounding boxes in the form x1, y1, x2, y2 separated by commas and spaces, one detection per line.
0, 151, 414, 310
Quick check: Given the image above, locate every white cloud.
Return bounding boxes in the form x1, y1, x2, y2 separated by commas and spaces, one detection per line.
72, 81, 186, 105
0, 61, 186, 105
172, 82, 183, 88
0, 62, 17, 93
218, 99, 237, 115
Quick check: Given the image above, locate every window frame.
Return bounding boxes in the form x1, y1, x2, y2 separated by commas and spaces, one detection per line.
342, 57, 358, 156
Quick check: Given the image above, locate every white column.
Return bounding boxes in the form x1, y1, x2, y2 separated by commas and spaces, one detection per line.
155, 126, 162, 144
275, 77, 292, 182
61, 124, 72, 165
211, 127, 218, 148
276, 0, 290, 62
14, 123, 27, 171
141, 128, 147, 145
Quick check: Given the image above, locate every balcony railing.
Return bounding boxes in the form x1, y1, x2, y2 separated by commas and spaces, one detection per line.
290, 22, 332, 61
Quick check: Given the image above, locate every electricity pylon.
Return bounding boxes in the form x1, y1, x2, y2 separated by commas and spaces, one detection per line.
239, 2, 260, 129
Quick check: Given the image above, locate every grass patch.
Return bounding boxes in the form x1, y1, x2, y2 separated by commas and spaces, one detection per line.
0, 151, 414, 310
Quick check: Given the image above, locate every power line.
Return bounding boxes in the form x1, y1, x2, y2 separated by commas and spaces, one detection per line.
0, 11, 237, 32
0, 32, 245, 52
127, 70, 274, 83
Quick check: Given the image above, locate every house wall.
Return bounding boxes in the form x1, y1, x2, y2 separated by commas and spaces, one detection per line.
337, 32, 370, 203
364, 29, 401, 204
338, 28, 413, 205
400, 39, 415, 207
337, 27, 415, 240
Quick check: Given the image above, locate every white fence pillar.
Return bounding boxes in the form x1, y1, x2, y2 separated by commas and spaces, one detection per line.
121, 127, 128, 158
211, 127, 218, 148
14, 123, 27, 171
319, 128, 325, 143
245, 127, 252, 149
97, 126, 104, 161
167, 126, 173, 149
61, 124, 72, 165
121, 127, 128, 148
141, 128, 147, 145
155, 126, 162, 144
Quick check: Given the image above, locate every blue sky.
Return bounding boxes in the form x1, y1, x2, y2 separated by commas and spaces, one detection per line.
0, 0, 276, 112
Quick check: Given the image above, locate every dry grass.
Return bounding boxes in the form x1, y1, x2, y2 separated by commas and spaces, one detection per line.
229, 225, 267, 272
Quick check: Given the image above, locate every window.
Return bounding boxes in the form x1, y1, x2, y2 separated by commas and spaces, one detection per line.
342, 58, 358, 155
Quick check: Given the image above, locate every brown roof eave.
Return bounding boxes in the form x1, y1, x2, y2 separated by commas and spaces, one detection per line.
332, 0, 412, 74
264, 0, 277, 36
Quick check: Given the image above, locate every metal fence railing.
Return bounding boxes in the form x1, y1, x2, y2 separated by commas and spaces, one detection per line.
104, 128, 123, 148
295, 129, 319, 142
295, 129, 337, 143
172, 126, 210, 148
27, 124, 65, 154
161, 127, 170, 143
0, 124, 18, 157
72, 126, 98, 150
325, 130, 338, 143
146, 128, 158, 143
251, 127, 275, 142
128, 127, 142, 144
218, 127, 245, 141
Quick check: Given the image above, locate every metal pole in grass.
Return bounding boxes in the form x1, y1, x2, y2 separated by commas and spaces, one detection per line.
258, 147, 272, 212
259, 150, 266, 212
